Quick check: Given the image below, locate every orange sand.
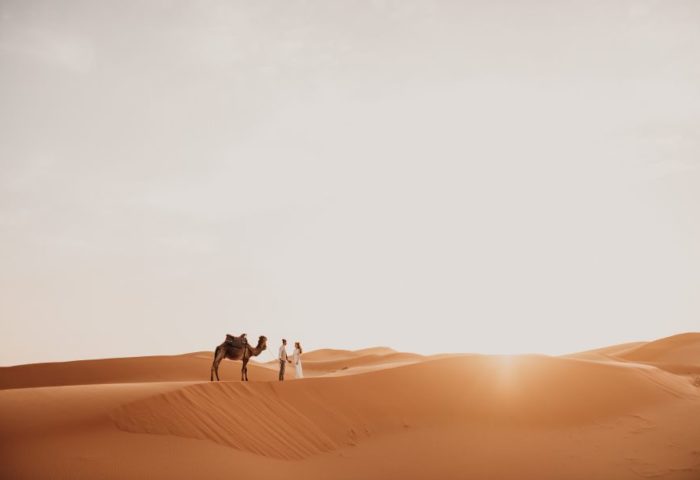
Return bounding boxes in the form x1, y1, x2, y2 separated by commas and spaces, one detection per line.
2, 333, 700, 479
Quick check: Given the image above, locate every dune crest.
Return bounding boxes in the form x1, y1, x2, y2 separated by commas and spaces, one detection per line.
615, 333, 700, 365
299, 346, 396, 362
0, 353, 278, 390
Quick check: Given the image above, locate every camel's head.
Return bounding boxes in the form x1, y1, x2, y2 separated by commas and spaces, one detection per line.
257, 336, 268, 350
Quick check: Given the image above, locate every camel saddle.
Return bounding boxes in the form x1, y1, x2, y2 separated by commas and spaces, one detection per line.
225, 334, 248, 349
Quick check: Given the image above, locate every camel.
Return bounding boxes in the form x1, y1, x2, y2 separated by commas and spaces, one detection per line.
210, 334, 267, 382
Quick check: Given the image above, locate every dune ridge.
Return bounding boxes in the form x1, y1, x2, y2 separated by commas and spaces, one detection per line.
614, 333, 700, 369
0, 353, 278, 390
288, 350, 425, 376
300, 346, 397, 362
0, 347, 416, 390
111, 382, 346, 460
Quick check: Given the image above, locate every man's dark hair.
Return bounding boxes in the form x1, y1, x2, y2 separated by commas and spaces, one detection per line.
282, 338, 287, 343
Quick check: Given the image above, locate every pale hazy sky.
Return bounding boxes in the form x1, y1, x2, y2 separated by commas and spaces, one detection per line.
1, 0, 699, 365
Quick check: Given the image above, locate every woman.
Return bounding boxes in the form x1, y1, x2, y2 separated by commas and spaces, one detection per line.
293, 341, 303, 379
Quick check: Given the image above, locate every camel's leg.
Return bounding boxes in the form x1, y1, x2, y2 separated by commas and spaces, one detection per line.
241, 358, 247, 381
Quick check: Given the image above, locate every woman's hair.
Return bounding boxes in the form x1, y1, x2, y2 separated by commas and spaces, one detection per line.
296, 342, 302, 354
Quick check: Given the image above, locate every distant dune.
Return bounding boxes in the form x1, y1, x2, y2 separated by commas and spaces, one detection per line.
564, 341, 648, 360
300, 346, 398, 361
278, 348, 425, 376
0, 352, 277, 390
2, 334, 700, 479
613, 333, 700, 372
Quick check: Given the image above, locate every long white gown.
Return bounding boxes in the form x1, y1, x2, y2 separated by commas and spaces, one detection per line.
293, 348, 303, 379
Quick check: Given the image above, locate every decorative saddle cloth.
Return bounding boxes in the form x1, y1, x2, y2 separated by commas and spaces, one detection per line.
225, 334, 248, 348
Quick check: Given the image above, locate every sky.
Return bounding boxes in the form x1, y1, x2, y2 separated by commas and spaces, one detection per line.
1, 0, 699, 365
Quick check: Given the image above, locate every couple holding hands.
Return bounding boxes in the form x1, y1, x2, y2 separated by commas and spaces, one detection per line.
278, 338, 303, 380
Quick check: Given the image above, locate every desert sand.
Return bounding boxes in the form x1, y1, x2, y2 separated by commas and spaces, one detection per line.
2, 333, 700, 479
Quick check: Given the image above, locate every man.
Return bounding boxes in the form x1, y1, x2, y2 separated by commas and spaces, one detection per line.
278, 338, 291, 381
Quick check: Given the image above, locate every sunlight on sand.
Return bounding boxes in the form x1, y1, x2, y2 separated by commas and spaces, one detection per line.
494, 355, 519, 393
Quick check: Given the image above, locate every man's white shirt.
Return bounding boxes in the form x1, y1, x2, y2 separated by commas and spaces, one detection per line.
278, 345, 288, 361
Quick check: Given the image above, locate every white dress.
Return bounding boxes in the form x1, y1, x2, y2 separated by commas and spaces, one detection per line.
293, 348, 303, 379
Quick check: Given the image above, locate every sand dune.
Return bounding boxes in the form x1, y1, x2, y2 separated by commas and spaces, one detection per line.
615, 333, 700, 366
280, 349, 425, 376
565, 341, 648, 360
2, 334, 700, 479
300, 346, 398, 361
111, 355, 697, 460
0, 352, 277, 390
